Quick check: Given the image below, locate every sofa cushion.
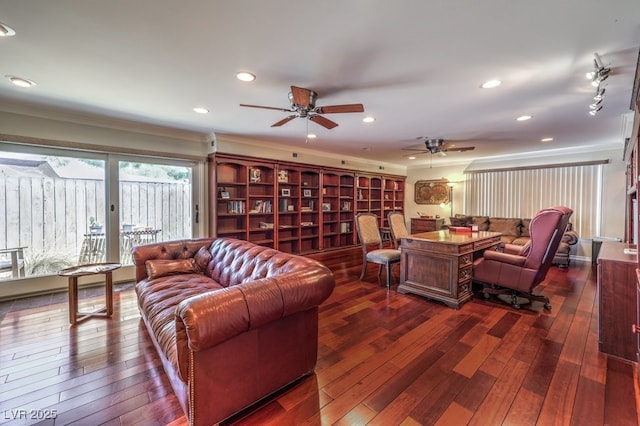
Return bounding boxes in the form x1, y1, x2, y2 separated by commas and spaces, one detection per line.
194, 246, 212, 274
489, 217, 522, 237
511, 237, 530, 246
450, 215, 472, 227
146, 259, 196, 279
471, 216, 490, 231
135, 274, 224, 382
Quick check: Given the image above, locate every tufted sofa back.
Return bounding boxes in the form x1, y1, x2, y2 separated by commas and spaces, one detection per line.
204, 238, 322, 287
132, 237, 325, 287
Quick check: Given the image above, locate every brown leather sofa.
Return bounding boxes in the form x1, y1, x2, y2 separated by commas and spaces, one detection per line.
450, 214, 579, 267
132, 237, 335, 426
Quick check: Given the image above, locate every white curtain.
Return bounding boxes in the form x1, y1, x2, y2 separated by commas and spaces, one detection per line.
464, 163, 604, 238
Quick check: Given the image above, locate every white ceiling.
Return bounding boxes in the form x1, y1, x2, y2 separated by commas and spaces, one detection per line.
0, 1, 639, 168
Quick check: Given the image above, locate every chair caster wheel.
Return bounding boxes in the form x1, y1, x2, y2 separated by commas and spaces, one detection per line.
544, 303, 552, 310
483, 292, 491, 300
512, 303, 521, 310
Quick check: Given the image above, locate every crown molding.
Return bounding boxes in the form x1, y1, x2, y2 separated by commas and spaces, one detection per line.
0, 97, 210, 143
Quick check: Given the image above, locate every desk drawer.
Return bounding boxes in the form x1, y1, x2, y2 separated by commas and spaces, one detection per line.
474, 237, 501, 251
458, 265, 472, 283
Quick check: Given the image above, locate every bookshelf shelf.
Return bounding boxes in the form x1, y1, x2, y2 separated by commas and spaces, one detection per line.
209, 154, 405, 255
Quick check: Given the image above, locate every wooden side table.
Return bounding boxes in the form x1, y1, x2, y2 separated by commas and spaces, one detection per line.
58, 263, 121, 324
410, 217, 445, 233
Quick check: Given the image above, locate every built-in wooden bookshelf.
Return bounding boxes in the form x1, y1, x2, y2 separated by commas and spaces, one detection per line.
209, 153, 405, 254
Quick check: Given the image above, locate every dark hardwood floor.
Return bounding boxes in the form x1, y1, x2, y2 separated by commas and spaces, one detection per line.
1, 250, 638, 425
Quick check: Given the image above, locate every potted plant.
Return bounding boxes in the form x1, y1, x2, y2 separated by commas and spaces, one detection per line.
89, 216, 103, 234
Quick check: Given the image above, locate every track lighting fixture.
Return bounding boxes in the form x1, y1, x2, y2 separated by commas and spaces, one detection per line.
594, 88, 605, 101
587, 53, 611, 116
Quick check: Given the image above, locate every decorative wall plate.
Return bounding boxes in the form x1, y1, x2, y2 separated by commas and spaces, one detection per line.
415, 179, 450, 204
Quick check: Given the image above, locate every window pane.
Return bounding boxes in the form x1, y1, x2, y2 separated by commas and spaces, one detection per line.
118, 160, 192, 264
0, 151, 105, 280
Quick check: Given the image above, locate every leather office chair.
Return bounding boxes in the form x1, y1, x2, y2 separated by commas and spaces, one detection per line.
472, 206, 573, 310
387, 211, 409, 249
355, 213, 401, 288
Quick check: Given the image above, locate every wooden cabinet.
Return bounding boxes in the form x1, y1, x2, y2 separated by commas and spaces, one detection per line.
411, 218, 445, 233
209, 153, 404, 255
597, 241, 638, 362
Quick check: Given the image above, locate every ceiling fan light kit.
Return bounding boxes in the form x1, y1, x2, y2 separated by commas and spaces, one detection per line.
240, 85, 364, 130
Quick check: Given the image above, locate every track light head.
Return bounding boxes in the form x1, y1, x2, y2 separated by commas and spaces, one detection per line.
589, 105, 603, 116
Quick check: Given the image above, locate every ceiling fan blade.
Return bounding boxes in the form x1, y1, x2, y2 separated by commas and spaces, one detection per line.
309, 115, 338, 129
316, 104, 364, 114
271, 115, 297, 127
443, 146, 475, 152
240, 103, 292, 112
291, 86, 313, 107
401, 147, 430, 152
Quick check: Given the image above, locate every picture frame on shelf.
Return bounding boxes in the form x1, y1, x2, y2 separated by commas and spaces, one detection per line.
277, 169, 288, 183
220, 191, 230, 199
281, 188, 291, 197
250, 168, 262, 183
287, 205, 295, 211
322, 203, 331, 211
303, 189, 312, 197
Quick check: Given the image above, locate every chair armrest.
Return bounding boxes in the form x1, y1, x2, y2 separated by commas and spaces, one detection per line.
503, 243, 526, 255
483, 249, 527, 266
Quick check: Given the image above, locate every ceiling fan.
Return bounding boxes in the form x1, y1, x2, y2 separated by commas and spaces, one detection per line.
402, 137, 476, 156
240, 85, 364, 129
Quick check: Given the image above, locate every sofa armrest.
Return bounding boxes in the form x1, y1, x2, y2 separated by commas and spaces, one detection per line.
561, 230, 579, 245
482, 249, 527, 266
175, 266, 334, 352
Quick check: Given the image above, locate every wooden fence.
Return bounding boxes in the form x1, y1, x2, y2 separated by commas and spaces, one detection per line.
0, 176, 191, 274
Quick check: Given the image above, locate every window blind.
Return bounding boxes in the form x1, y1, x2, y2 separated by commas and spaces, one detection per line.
464, 163, 603, 238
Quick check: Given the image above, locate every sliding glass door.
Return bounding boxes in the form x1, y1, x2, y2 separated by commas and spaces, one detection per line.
0, 145, 107, 279
0, 143, 197, 282
118, 159, 193, 264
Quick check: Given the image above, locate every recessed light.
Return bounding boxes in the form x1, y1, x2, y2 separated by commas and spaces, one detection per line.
362, 116, 375, 123
0, 22, 16, 37
516, 115, 532, 121
480, 79, 502, 89
541, 137, 553, 142
236, 72, 256, 82
6, 76, 36, 88
307, 133, 317, 139
408, 156, 416, 160
193, 107, 209, 114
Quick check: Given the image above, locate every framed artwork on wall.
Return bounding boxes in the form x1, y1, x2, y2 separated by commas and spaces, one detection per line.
414, 179, 450, 205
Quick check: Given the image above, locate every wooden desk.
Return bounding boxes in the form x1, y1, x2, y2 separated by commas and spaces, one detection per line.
411, 218, 445, 233
596, 241, 637, 361
398, 230, 501, 308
